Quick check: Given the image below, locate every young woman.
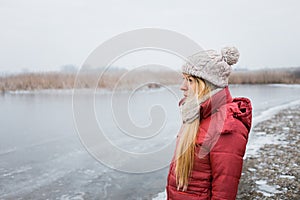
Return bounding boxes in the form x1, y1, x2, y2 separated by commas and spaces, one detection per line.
166, 47, 252, 200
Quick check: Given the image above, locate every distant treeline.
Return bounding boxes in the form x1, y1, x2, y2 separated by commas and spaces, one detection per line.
0, 67, 299, 92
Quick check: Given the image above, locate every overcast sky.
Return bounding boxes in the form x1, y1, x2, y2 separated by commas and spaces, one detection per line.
1, 0, 299, 73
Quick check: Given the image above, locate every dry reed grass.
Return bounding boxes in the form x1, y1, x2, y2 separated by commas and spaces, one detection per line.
0, 68, 299, 92
0, 69, 182, 92
230, 68, 300, 84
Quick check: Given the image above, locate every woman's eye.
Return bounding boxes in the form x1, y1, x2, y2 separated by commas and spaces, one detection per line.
188, 79, 193, 82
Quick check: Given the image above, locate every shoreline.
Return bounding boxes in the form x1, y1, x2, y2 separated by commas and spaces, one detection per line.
237, 104, 300, 199
245, 98, 300, 157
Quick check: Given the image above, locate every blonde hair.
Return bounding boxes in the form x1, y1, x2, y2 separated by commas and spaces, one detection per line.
175, 76, 212, 191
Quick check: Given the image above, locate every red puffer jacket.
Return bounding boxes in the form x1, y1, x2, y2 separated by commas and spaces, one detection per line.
166, 87, 252, 200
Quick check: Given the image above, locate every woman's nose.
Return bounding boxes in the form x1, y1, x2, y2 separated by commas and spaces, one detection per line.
180, 80, 188, 91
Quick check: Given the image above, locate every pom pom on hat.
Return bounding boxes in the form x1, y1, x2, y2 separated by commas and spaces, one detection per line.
221, 46, 240, 65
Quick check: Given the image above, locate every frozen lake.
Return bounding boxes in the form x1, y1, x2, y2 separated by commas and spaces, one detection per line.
1, 84, 300, 200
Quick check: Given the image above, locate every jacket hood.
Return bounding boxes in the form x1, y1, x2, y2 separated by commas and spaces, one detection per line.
231, 97, 252, 132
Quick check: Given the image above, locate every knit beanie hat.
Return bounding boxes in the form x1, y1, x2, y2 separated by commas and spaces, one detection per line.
182, 46, 240, 88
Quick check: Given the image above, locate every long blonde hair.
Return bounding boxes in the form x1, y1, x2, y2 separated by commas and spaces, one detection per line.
175, 76, 212, 191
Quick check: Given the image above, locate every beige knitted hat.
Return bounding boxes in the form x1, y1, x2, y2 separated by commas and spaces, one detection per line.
182, 46, 240, 88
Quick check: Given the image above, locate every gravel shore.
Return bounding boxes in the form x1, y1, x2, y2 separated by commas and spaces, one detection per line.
237, 105, 300, 200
